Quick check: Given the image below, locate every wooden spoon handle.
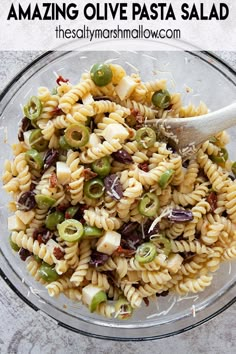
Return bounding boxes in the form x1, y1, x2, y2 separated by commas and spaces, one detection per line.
185, 102, 236, 137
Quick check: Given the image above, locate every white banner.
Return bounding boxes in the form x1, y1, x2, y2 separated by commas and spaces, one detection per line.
1, 0, 236, 51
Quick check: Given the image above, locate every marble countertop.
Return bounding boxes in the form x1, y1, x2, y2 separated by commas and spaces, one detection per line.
0, 51, 235, 354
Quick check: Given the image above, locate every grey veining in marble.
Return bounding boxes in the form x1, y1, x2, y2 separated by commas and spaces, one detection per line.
0, 51, 235, 354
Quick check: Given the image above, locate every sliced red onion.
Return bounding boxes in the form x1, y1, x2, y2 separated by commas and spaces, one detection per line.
168, 209, 193, 222
104, 174, 123, 200
89, 251, 109, 267
112, 149, 133, 164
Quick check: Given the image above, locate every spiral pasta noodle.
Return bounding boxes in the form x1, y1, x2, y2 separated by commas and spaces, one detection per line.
84, 207, 122, 231
11, 231, 54, 265
70, 239, 91, 286
46, 276, 74, 297
175, 274, 213, 295
59, 79, 96, 113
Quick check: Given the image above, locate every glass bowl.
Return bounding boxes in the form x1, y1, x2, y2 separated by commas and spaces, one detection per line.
0, 47, 235, 341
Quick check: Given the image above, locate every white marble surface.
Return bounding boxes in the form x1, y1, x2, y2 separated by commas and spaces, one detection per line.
0, 51, 235, 354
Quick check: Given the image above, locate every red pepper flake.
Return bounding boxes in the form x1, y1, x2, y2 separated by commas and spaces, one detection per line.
127, 128, 135, 139
80, 204, 89, 213
80, 218, 86, 225
138, 162, 149, 172
80, 278, 90, 287
207, 192, 217, 212
53, 247, 64, 260
136, 113, 145, 125
113, 246, 136, 258
83, 168, 98, 181
56, 75, 69, 86
50, 107, 64, 117
33, 228, 53, 244
131, 109, 145, 125
37, 232, 52, 245
65, 184, 71, 191
49, 172, 57, 188
131, 109, 139, 117
57, 203, 69, 212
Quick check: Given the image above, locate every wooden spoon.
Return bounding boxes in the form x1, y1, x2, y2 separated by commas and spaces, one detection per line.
146, 102, 236, 159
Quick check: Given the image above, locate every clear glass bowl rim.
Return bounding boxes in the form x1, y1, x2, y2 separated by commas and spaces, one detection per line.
0, 49, 235, 341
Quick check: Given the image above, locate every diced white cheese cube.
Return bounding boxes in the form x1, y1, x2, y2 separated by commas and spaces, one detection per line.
110, 64, 126, 85
8, 215, 26, 231
15, 210, 35, 225
96, 230, 121, 255
155, 253, 167, 267
82, 93, 94, 105
103, 123, 129, 143
166, 254, 183, 274
23, 130, 34, 148
56, 162, 71, 185
87, 133, 101, 148
115, 76, 137, 100
82, 284, 102, 306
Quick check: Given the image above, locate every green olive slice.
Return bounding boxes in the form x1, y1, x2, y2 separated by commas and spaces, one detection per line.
9, 235, 20, 252
59, 135, 71, 150
211, 148, 228, 167
35, 194, 56, 208
158, 169, 175, 189
65, 206, 80, 219
91, 157, 111, 177
23, 96, 42, 120
135, 242, 157, 264
135, 127, 156, 149
29, 129, 48, 152
64, 124, 89, 148
84, 178, 104, 199
83, 225, 103, 238
38, 263, 59, 282
151, 235, 171, 256
25, 149, 43, 170
231, 162, 236, 177
57, 219, 84, 242
138, 193, 160, 217
46, 211, 65, 231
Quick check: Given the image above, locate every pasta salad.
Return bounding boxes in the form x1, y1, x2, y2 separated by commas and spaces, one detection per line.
2, 62, 236, 319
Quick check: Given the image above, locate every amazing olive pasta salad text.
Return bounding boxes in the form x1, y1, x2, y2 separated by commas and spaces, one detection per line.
2, 62, 236, 319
